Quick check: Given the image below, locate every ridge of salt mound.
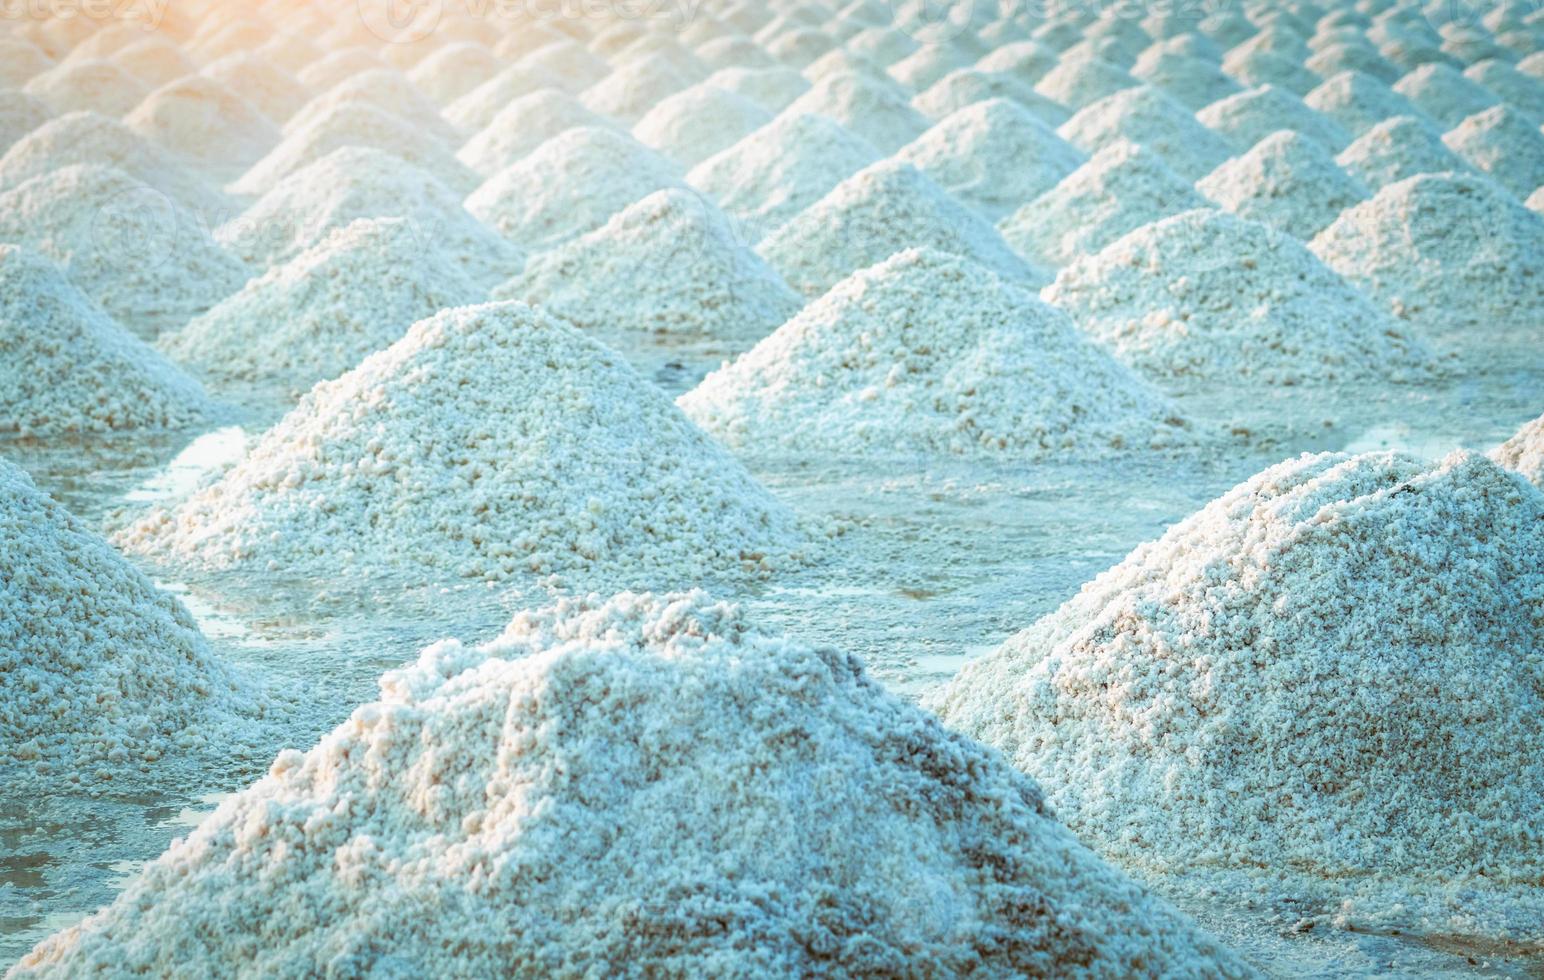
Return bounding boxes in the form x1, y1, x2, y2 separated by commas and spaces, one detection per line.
1033, 52, 1135, 111
406, 41, 497, 106
776, 70, 929, 153
581, 54, 696, 124
466, 127, 683, 250
1303, 69, 1433, 136
201, 54, 309, 125
0, 164, 249, 337
632, 84, 772, 169
1044, 208, 1431, 385
886, 38, 976, 91
457, 88, 614, 178
0, 456, 266, 785
1304, 40, 1402, 84
124, 76, 280, 181
1334, 114, 1476, 188
117, 302, 805, 589
295, 47, 383, 92
1492, 412, 1544, 487
757, 159, 1043, 298
1130, 47, 1242, 110
13, 591, 1249, 977
1465, 59, 1544, 121
1310, 171, 1544, 339
1197, 83, 1353, 152
910, 68, 1071, 127
110, 37, 195, 89
686, 112, 879, 243
161, 218, 484, 389
974, 40, 1060, 85
216, 147, 520, 290
284, 69, 457, 145
1220, 46, 1320, 95
1057, 84, 1233, 179
0, 38, 53, 88
443, 65, 564, 134
22, 58, 147, 116
1530, 185, 1544, 213
1197, 129, 1370, 239
494, 189, 800, 342
998, 140, 1206, 269
679, 248, 1187, 457
520, 39, 611, 93
0, 90, 51, 157
764, 28, 835, 71
845, 24, 918, 66
932, 449, 1544, 938
896, 98, 1085, 221
1394, 62, 1502, 127
0, 245, 210, 433
1441, 104, 1544, 198
703, 66, 811, 113
695, 35, 776, 72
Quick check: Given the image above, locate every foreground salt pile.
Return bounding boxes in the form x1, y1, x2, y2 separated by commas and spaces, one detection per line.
14, 592, 1248, 977
680, 249, 1186, 457
933, 450, 1544, 938
1493, 412, 1544, 488
120, 303, 805, 589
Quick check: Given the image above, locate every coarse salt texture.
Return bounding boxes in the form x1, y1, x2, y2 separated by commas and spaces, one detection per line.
1492, 411, 1544, 488
1196, 129, 1371, 240
13, 591, 1250, 977
679, 248, 1187, 458
119, 302, 807, 590
932, 450, 1544, 939
1333, 113, 1477, 189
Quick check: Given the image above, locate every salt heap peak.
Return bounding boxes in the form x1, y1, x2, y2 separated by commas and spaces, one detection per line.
0, 245, 211, 434
0, 90, 51, 157
283, 69, 459, 146
998, 140, 1206, 269
679, 248, 1187, 457
1393, 62, 1502, 128
494, 189, 800, 343
12, 590, 1250, 977
1130, 45, 1242, 111
118, 303, 806, 590
775, 70, 930, 154
1441, 104, 1544, 199
124, 75, 280, 182
1464, 59, 1544, 122
910, 68, 1072, 128
1333, 114, 1476, 189
632, 84, 772, 169
1057, 84, 1234, 180
1196, 84, 1353, 153
1033, 52, 1137, 111
1309, 171, 1544, 340
757, 160, 1044, 298
1044, 208, 1432, 385
703, 65, 811, 113
466, 127, 684, 251
1197, 129, 1371, 240
0, 457, 267, 785
932, 450, 1544, 938
161, 218, 484, 390
1303, 69, 1433, 137
444, 64, 564, 135
406, 40, 498, 106
201, 54, 309, 125
581, 53, 696, 125
22, 58, 147, 116
1492, 412, 1544, 488
456, 88, 615, 179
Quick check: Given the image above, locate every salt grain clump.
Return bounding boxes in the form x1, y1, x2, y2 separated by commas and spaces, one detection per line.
1333, 114, 1476, 188
13, 591, 1249, 977
119, 303, 805, 590
1197, 129, 1371, 240
632, 84, 772, 169
1492, 411, 1544, 487
1441, 104, 1544, 199
1057, 84, 1234, 179
680, 248, 1186, 457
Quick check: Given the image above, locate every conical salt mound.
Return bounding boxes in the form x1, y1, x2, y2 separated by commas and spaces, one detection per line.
1044, 209, 1432, 385
1393, 62, 1502, 128
282, 69, 457, 146
406, 40, 497, 106
109, 36, 195, 89
118, 303, 806, 589
123, 75, 280, 181
704, 66, 810, 114
1057, 85, 1234, 180
0, 89, 50, 157
216, 147, 520, 290
1464, 59, 1544, 122
466, 127, 684, 250
13, 591, 1249, 976
201, 53, 309, 125
0, 37, 51, 88
632, 83, 771, 169
757, 160, 1043, 298
999, 141, 1206, 269
1303, 70, 1432, 137
679, 249, 1187, 457
896, 98, 1085, 221
0, 164, 249, 337
161, 218, 484, 389
1197, 129, 1371, 240
1130, 45, 1242, 111
775, 71, 929, 153
22, 58, 147, 116
1492, 412, 1544, 487
0, 245, 211, 434
910, 68, 1071, 128
932, 450, 1544, 940
1197, 84, 1353, 153
1309, 172, 1544, 340
444, 64, 563, 135
581, 53, 696, 125
1033, 52, 1137, 111
493, 190, 800, 343
0, 456, 267, 786
1441, 105, 1544, 199
1333, 114, 1476, 189
456, 89, 614, 178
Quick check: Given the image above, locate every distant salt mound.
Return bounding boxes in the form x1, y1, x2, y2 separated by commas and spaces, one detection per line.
407, 41, 497, 106
201, 54, 309, 125
1394, 62, 1501, 128
1530, 185, 1544, 213
1221, 46, 1318, 95
1045, 209, 1431, 385
522, 39, 611, 93
1442, 105, 1544, 198
0, 37, 51, 88
633, 84, 771, 169
444, 65, 563, 134
1197, 84, 1353, 152
295, 47, 383, 92
1303, 70, 1431, 137
494, 190, 799, 343
0, 245, 210, 433
1465, 59, 1544, 121
757, 160, 1043, 298
119, 303, 805, 588
896, 98, 1085, 221
162, 218, 483, 389
999, 141, 1206, 269
1334, 114, 1476, 188
1058, 85, 1233, 180
1198, 130, 1370, 239
0, 165, 249, 337
13, 590, 1247, 977
703, 65, 810, 113
124, 76, 280, 181
1310, 172, 1544, 339
23, 58, 147, 116
0, 457, 265, 785
681, 248, 1186, 457
109, 36, 194, 90
932, 450, 1544, 938
776, 71, 929, 153
466, 127, 683, 250
0, 90, 50, 156
1493, 412, 1544, 487
1033, 53, 1135, 111
910, 68, 1071, 127
284, 69, 458, 145
457, 89, 614, 178
581, 54, 695, 125
1130, 45, 1241, 110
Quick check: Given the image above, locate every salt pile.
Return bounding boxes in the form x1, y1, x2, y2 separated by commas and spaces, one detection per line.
466, 128, 684, 250
1197, 130, 1371, 240
13, 591, 1247, 977
910, 68, 1071, 127
1310, 172, 1544, 339
456, 89, 614, 178
109, 37, 194, 90
0, 37, 52, 87
1303, 70, 1431, 137
998, 141, 1206, 269
1441, 105, 1544, 199
494, 189, 800, 343
444, 65, 561, 135
22, 58, 147, 116
1334, 114, 1475, 188
521, 40, 610, 92
0, 90, 50, 156
1197, 84, 1353, 153
1393, 62, 1501, 128
1033, 53, 1136, 111
932, 450, 1544, 936
703, 65, 810, 113
680, 248, 1185, 457
582, 54, 696, 125
1464, 59, 1544, 121
201, 54, 309, 125
632, 84, 771, 169
896, 99, 1085, 221
295, 47, 383, 92
124, 76, 280, 181
1130, 44, 1242, 111
0, 457, 265, 786
757, 160, 1043, 298
161, 218, 483, 389
1057, 85, 1234, 179
776, 71, 929, 154
283, 69, 458, 146
406, 41, 497, 106
1220, 46, 1319, 95
0, 245, 210, 434
1493, 412, 1544, 487
120, 303, 805, 589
